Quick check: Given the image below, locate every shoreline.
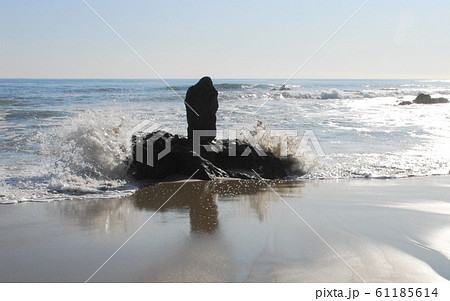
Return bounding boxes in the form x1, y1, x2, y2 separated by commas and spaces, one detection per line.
0, 175, 449, 282
3, 173, 450, 206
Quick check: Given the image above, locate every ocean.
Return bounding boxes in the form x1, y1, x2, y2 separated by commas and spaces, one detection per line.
1, 78, 450, 204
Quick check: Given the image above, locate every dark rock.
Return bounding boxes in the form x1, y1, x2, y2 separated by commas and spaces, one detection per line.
272, 85, 290, 91
398, 101, 412, 106
413, 93, 449, 104
129, 131, 228, 180
413, 93, 432, 104
185, 77, 219, 143
431, 97, 449, 103
128, 131, 291, 181
128, 76, 302, 182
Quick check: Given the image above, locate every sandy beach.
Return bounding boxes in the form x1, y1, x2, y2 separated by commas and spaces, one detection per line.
0, 176, 449, 283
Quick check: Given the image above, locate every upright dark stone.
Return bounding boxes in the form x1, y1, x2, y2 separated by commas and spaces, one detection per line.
185, 77, 219, 144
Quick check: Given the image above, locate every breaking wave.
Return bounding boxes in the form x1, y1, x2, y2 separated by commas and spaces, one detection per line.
1, 78, 450, 204
0, 110, 139, 204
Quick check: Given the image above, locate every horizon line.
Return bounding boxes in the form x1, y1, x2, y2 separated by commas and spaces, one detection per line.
1, 77, 449, 81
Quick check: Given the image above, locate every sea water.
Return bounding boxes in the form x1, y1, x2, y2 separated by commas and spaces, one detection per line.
1, 78, 449, 203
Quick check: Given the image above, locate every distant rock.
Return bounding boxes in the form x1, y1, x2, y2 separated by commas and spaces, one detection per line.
431, 97, 450, 103
414, 93, 432, 104
272, 85, 290, 91
398, 101, 412, 106
413, 93, 449, 104
128, 131, 291, 181
185, 77, 219, 143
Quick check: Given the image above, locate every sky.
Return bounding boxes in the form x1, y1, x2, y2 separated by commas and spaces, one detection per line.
1, 0, 450, 79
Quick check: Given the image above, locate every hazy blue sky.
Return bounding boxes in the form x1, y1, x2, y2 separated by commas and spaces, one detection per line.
1, 0, 449, 79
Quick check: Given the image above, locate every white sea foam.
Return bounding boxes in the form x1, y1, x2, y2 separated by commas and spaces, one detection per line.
0, 109, 140, 203
1, 79, 449, 203
235, 121, 317, 176
320, 90, 342, 99
223, 85, 445, 102
40, 109, 130, 179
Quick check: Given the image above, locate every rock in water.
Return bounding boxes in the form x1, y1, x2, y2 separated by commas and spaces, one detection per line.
413, 93, 449, 104
185, 77, 219, 143
128, 131, 290, 181
431, 97, 450, 103
398, 101, 412, 106
414, 93, 432, 104
129, 131, 228, 180
127, 76, 299, 181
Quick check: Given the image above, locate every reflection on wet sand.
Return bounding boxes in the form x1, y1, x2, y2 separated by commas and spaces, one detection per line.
132, 179, 301, 233
50, 179, 304, 236
6, 177, 448, 282
130, 179, 306, 282
49, 197, 133, 234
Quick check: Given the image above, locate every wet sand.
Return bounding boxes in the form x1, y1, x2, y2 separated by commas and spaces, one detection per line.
0, 176, 449, 282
